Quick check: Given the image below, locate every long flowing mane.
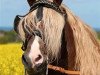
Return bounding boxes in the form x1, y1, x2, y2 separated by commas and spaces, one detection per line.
63, 5, 100, 75
17, 4, 100, 75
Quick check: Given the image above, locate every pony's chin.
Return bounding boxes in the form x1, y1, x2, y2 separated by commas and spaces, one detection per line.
34, 65, 47, 75
24, 61, 47, 75
33, 62, 47, 72
26, 65, 47, 75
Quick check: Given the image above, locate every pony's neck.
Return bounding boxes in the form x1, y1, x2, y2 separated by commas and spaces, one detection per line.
48, 28, 68, 75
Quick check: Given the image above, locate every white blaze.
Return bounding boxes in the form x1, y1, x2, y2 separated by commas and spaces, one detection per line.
29, 36, 43, 67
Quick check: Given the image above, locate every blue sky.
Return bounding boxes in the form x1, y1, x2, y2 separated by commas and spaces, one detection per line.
0, 0, 100, 29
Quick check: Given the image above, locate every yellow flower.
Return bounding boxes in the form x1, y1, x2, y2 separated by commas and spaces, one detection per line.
0, 43, 24, 75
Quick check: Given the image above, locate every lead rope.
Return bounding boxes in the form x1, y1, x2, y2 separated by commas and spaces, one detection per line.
48, 65, 80, 75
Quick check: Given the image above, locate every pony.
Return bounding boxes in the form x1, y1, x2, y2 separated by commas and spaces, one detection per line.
14, 0, 100, 75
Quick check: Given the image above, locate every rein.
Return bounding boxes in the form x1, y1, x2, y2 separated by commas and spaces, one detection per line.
48, 64, 80, 75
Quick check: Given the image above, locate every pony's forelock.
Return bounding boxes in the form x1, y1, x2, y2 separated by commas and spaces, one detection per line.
43, 8, 65, 60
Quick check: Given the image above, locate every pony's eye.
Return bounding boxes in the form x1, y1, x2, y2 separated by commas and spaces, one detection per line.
21, 45, 26, 51
21, 35, 32, 51
33, 30, 42, 39
14, 15, 22, 33
21, 41, 27, 51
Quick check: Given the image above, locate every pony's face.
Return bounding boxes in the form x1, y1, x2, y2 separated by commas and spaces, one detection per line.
14, 16, 48, 73
14, 0, 64, 74
21, 30, 47, 74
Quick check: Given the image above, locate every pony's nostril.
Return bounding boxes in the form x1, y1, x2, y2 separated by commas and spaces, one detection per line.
35, 54, 42, 62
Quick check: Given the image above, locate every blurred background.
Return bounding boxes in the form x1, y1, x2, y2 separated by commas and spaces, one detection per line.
0, 0, 100, 44
0, 0, 100, 75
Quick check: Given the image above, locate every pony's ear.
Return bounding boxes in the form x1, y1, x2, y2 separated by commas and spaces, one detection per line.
27, 0, 36, 6
53, 0, 63, 5
14, 15, 20, 34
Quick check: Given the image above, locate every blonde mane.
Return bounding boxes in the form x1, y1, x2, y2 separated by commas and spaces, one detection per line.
62, 5, 100, 75
17, 4, 100, 75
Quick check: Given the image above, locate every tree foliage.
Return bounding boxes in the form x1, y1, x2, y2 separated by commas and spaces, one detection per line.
0, 30, 21, 44
0, 30, 100, 44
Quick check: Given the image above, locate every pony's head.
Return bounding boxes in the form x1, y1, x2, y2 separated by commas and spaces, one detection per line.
21, 29, 47, 74
14, 0, 65, 74
14, 15, 48, 74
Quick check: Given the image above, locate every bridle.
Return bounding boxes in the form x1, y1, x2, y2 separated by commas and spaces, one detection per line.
14, 0, 66, 51
14, 0, 80, 74
29, 0, 65, 14
14, 0, 66, 26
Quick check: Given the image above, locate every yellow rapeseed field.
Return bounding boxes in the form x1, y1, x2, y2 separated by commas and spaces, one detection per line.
0, 43, 24, 75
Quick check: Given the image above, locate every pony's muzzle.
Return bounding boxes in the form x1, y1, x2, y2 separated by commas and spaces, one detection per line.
22, 54, 45, 69
22, 54, 47, 74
